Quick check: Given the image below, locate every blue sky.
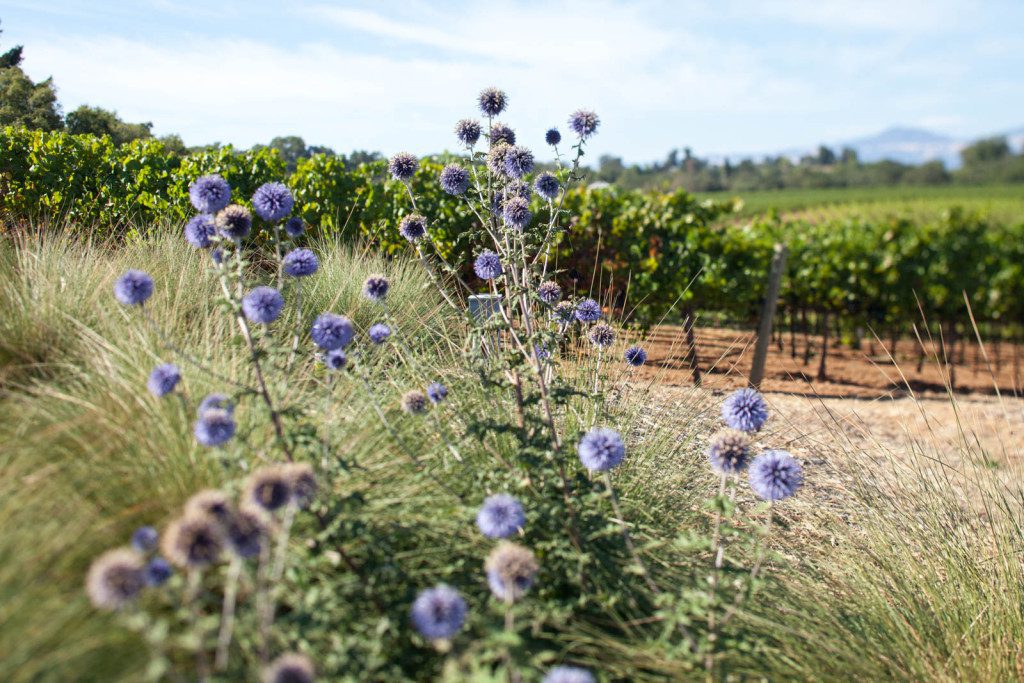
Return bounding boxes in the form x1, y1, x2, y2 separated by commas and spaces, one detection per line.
4, 0, 1023, 162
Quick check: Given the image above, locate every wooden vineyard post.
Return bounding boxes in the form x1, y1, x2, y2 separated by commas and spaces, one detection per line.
749, 244, 788, 389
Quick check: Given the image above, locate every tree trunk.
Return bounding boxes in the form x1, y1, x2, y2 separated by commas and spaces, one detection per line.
682, 307, 702, 386
916, 324, 927, 373
803, 309, 813, 366
941, 320, 957, 390
889, 328, 899, 361
817, 310, 830, 381
789, 306, 798, 360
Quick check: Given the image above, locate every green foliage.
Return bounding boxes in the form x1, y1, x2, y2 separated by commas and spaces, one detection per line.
0, 69, 62, 131
65, 105, 153, 146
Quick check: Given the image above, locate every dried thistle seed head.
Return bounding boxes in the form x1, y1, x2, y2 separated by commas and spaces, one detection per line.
185, 489, 234, 525
161, 512, 225, 568
707, 429, 752, 475
262, 652, 316, 683
226, 505, 272, 559
485, 541, 539, 601
243, 466, 293, 512
401, 390, 428, 415
282, 462, 316, 508
86, 548, 146, 610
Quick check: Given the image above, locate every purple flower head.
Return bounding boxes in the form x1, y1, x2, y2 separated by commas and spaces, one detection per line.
185, 214, 216, 248
144, 557, 173, 587
324, 349, 347, 371
507, 180, 532, 202
211, 248, 225, 264
534, 172, 560, 201
535, 343, 551, 361
502, 196, 532, 230
426, 381, 448, 404
474, 250, 502, 280
749, 450, 803, 501
722, 388, 769, 433
411, 584, 467, 640
487, 144, 511, 177
114, 269, 154, 306
215, 204, 252, 241
399, 213, 427, 242
147, 363, 181, 397
574, 298, 602, 322
545, 128, 562, 146
368, 323, 391, 344
624, 345, 647, 367
478, 87, 508, 117
439, 163, 470, 196
503, 145, 535, 178
242, 286, 285, 324
194, 408, 236, 447
577, 427, 625, 471
251, 182, 293, 222
189, 174, 231, 214
476, 494, 525, 539
568, 109, 600, 139
543, 667, 595, 683
538, 280, 562, 304
284, 216, 305, 237
708, 429, 752, 475
198, 393, 233, 416
311, 312, 355, 350
283, 248, 319, 277
389, 151, 418, 181
588, 323, 615, 348
490, 122, 516, 147
552, 301, 575, 324
132, 526, 159, 553
455, 118, 482, 146
363, 274, 390, 302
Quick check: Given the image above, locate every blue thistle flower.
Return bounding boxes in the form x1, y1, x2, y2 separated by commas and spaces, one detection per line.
144, 557, 173, 587
534, 172, 560, 201
426, 381, 448, 404
283, 248, 319, 277
311, 312, 355, 350
552, 301, 575, 324
588, 323, 615, 348
198, 393, 233, 416
474, 250, 502, 280
545, 128, 562, 146
215, 204, 252, 241
242, 286, 285, 324
486, 542, 538, 601
131, 526, 159, 553
503, 145, 534, 178
324, 349, 347, 371
389, 152, 418, 181
411, 584, 467, 640
487, 144, 511, 177
490, 122, 516, 146
478, 87, 508, 117
574, 298, 601, 322
543, 666, 595, 683
535, 343, 551, 360
363, 274, 390, 302
577, 427, 625, 471
189, 174, 231, 214
476, 494, 525, 539
502, 196, 532, 230
749, 450, 803, 501
251, 182, 293, 222
439, 163, 470, 196
455, 118, 482, 146
194, 408, 236, 447
113, 269, 154, 306
708, 429, 752, 475
211, 247, 225, 264
284, 216, 305, 237
506, 180, 532, 202
147, 363, 181, 397
624, 345, 647, 366
538, 280, 562, 304
368, 323, 391, 344
184, 214, 216, 248
568, 109, 600, 139
399, 213, 428, 242
721, 388, 769, 433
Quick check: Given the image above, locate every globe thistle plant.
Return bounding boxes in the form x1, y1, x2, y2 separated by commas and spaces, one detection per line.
722, 388, 769, 433
144, 557, 173, 587
538, 280, 562, 304
211, 247, 225, 264
398, 213, 428, 242
439, 163, 470, 196
251, 182, 294, 223
161, 512, 225, 568
474, 250, 503, 280
389, 152, 418, 182
243, 466, 292, 512
225, 506, 270, 559
486, 143, 511, 177
476, 494, 525, 539
588, 323, 615, 348
485, 542, 538, 602
545, 128, 562, 146
185, 214, 216, 248
490, 122, 516, 147
284, 216, 305, 237
534, 172, 560, 201
194, 408, 236, 447
363, 274, 390, 302
543, 667, 595, 683
410, 584, 467, 640
132, 526, 160, 553
624, 345, 647, 367
147, 363, 181, 397
263, 653, 315, 683
310, 313, 355, 350
242, 286, 285, 324
478, 86, 508, 117
454, 118, 482, 146
577, 427, 625, 472
215, 204, 252, 241
552, 301, 575, 324
86, 548, 147, 610
198, 393, 233, 416
283, 248, 319, 277
749, 450, 803, 501
401, 390, 428, 415
368, 322, 391, 344
707, 429, 752, 475
574, 298, 602, 322
503, 145, 535, 178
185, 489, 233, 525
323, 349, 347, 371
113, 269, 154, 306
426, 382, 448, 404
189, 174, 231, 214
568, 109, 600, 139
283, 462, 317, 508
502, 196, 532, 230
